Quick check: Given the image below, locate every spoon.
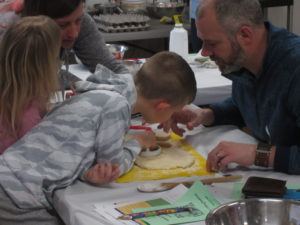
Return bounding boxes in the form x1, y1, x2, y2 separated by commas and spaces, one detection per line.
137, 175, 243, 192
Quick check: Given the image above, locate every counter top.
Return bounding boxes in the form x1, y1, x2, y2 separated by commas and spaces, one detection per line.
99, 19, 190, 42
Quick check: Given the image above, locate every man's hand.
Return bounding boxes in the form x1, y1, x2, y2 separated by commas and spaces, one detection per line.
84, 163, 120, 184
206, 141, 257, 172
158, 107, 215, 136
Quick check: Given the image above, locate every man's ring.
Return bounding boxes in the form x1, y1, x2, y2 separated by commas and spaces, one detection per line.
216, 152, 222, 158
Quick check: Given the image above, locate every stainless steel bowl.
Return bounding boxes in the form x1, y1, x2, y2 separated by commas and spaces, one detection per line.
94, 3, 118, 14
106, 44, 128, 60
146, 2, 184, 19
205, 198, 300, 225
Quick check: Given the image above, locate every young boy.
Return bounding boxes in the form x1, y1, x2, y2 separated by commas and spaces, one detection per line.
0, 51, 196, 224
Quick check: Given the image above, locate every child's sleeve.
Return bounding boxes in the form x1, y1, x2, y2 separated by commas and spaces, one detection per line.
93, 95, 141, 176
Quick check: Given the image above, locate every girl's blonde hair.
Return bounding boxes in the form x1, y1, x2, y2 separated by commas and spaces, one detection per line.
0, 16, 61, 136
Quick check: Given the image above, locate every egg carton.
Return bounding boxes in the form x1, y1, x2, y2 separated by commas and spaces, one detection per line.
93, 13, 150, 33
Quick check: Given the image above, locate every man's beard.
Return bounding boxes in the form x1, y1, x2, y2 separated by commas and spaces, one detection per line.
210, 40, 246, 74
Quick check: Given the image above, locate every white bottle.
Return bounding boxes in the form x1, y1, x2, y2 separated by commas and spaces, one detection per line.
169, 23, 189, 62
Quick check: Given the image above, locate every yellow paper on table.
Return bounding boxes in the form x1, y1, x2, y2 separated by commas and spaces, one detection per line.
117, 133, 213, 183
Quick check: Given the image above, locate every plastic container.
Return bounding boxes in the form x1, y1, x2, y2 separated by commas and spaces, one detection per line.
169, 23, 188, 62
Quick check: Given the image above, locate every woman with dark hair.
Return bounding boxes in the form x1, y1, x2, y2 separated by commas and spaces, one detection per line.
1, 0, 127, 91
23, 0, 127, 73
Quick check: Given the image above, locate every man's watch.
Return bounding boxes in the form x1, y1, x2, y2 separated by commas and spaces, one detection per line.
255, 142, 272, 167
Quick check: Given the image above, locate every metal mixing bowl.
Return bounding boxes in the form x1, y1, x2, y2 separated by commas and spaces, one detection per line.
205, 198, 300, 225
106, 44, 128, 60
94, 3, 117, 14
146, 2, 184, 19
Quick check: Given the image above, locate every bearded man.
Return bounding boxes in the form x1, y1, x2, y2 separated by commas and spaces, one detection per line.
160, 0, 300, 175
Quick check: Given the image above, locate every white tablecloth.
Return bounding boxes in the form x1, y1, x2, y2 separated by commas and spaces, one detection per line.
53, 125, 299, 225
67, 57, 232, 106
192, 67, 231, 106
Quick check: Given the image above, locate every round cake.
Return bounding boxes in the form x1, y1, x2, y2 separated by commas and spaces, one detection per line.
135, 147, 195, 170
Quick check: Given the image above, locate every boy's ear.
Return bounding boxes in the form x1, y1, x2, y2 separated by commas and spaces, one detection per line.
156, 101, 171, 110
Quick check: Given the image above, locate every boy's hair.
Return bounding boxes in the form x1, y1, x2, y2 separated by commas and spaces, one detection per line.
135, 51, 196, 106
0, 16, 61, 136
22, 0, 83, 19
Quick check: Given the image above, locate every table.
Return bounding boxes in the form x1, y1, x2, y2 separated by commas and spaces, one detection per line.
53, 124, 300, 225
190, 64, 231, 106
68, 55, 232, 106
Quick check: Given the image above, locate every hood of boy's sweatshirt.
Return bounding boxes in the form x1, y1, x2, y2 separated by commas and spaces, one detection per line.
73, 64, 137, 110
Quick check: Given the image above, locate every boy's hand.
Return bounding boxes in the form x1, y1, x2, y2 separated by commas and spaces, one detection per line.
84, 163, 120, 184
133, 131, 157, 149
